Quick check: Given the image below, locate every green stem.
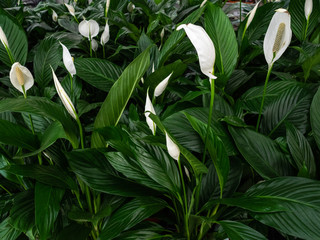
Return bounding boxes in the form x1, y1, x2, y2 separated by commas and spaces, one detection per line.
73, 15, 79, 24
69, 73, 73, 97
103, 45, 106, 58
0, 184, 12, 195
85, 185, 93, 214
304, 16, 310, 42
38, 153, 42, 165
89, 37, 92, 58
22, 85, 35, 135
256, 64, 273, 132
5, 45, 15, 64
76, 116, 85, 149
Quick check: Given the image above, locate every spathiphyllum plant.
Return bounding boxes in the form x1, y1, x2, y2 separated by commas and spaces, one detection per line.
1, 0, 320, 240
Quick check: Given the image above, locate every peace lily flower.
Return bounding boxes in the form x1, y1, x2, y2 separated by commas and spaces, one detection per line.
64, 3, 75, 17
127, 2, 135, 12
78, 19, 99, 40
51, 66, 77, 120
246, 0, 261, 29
91, 39, 98, 51
165, 132, 180, 161
177, 24, 216, 80
60, 42, 76, 77
305, 0, 313, 20
154, 72, 173, 97
145, 89, 156, 135
10, 62, 34, 95
52, 9, 58, 22
0, 26, 9, 49
263, 9, 292, 68
101, 23, 110, 46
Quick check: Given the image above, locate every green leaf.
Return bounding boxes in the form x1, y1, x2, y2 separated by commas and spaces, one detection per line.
99, 197, 166, 240
4, 165, 77, 190
0, 218, 21, 240
302, 46, 320, 81
56, 223, 91, 240
246, 177, 320, 240
66, 149, 157, 197
35, 182, 65, 240
33, 37, 61, 89
289, 0, 320, 42
185, 113, 229, 196
91, 48, 150, 148
0, 119, 38, 150
310, 86, 320, 150
0, 8, 28, 66
205, 3, 238, 84
286, 123, 316, 178
74, 58, 122, 92
229, 127, 293, 179
0, 97, 79, 148
218, 220, 267, 240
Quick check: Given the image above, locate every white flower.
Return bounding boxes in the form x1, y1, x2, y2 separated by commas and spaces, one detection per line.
160, 28, 165, 40
305, 0, 313, 20
52, 10, 58, 22
105, 0, 110, 17
144, 90, 156, 135
91, 39, 98, 51
263, 9, 292, 67
88, 0, 92, 4
60, 42, 76, 77
154, 72, 173, 97
246, 1, 261, 28
100, 23, 110, 45
10, 62, 34, 94
78, 19, 99, 39
127, 2, 135, 12
0, 26, 9, 48
200, 0, 207, 8
177, 24, 216, 79
51, 66, 77, 120
165, 132, 180, 161
64, 3, 75, 17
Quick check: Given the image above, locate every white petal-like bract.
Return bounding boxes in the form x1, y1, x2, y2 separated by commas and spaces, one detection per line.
154, 72, 173, 97
10, 62, 34, 93
64, 3, 75, 17
100, 23, 110, 45
166, 132, 180, 161
60, 42, 76, 77
0, 26, 9, 48
305, 0, 313, 20
78, 19, 99, 39
177, 24, 216, 79
51, 67, 77, 120
52, 9, 58, 22
144, 90, 156, 135
263, 9, 292, 67
246, 1, 261, 28
91, 39, 98, 51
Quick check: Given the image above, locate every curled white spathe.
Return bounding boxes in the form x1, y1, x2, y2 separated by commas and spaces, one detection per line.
60, 42, 76, 77
78, 19, 99, 39
0, 26, 9, 48
263, 9, 292, 67
10, 62, 34, 93
101, 23, 110, 45
144, 90, 156, 135
64, 3, 75, 17
305, 0, 313, 20
154, 72, 173, 97
177, 23, 216, 80
91, 39, 98, 51
165, 132, 180, 161
51, 66, 77, 120
52, 9, 58, 22
246, 1, 261, 28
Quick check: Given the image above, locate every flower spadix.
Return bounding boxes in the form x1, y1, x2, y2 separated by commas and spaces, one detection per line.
154, 72, 173, 97
78, 19, 99, 40
145, 89, 156, 135
10, 62, 34, 94
101, 23, 110, 45
263, 9, 292, 67
60, 42, 76, 77
177, 23, 216, 80
165, 132, 180, 161
0, 26, 9, 49
51, 66, 77, 120
305, 0, 313, 20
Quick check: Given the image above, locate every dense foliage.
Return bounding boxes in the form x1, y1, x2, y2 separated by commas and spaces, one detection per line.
0, 0, 320, 239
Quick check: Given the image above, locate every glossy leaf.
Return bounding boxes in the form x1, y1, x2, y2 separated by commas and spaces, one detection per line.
310, 86, 320, 149
0, 218, 21, 240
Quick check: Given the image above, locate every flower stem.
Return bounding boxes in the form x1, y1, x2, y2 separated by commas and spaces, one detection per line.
304, 16, 310, 42
103, 45, 105, 58
4, 45, 15, 64
256, 64, 273, 131
89, 37, 93, 58
76, 116, 84, 149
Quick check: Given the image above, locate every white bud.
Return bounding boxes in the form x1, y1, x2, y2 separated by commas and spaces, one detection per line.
154, 72, 173, 97
166, 132, 180, 161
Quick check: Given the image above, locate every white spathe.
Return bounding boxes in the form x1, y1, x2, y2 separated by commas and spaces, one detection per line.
51, 66, 77, 120
154, 72, 173, 97
165, 132, 180, 161
144, 90, 156, 135
60, 42, 76, 77
177, 23, 216, 79
246, 0, 261, 28
305, 0, 313, 20
100, 23, 110, 45
52, 9, 58, 22
64, 3, 75, 17
91, 39, 98, 51
0, 26, 9, 48
10, 62, 34, 93
78, 19, 99, 39
263, 9, 292, 67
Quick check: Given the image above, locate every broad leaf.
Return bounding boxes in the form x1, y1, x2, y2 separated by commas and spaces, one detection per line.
0, 218, 21, 240
310, 86, 320, 149
91, 48, 150, 148
56, 223, 91, 240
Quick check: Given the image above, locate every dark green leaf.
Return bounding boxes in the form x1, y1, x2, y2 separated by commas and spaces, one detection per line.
310, 85, 320, 148
56, 223, 91, 240
0, 218, 21, 240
